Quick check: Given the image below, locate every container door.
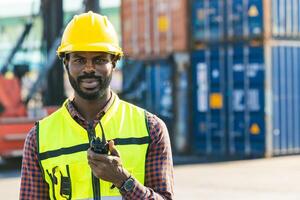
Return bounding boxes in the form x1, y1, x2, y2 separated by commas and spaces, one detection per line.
192, 46, 226, 155
247, 0, 263, 38
247, 44, 265, 155
227, 42, 265, 156
145, 60, 173, 131
191, 0, 225, 45
191, 0, 206, 44
227, 0, 244, 40
209, 0, 225, 42
227, 0, 263, 40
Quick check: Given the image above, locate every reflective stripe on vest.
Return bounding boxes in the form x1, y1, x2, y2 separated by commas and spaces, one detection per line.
37, 96, 150, 200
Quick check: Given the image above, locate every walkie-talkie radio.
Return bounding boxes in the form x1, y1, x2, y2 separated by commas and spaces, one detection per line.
89, 122, 109, 154
87, 122, 109, 200
90, 136, 109, 154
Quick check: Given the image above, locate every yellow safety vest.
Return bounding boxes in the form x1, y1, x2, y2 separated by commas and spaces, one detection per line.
37, 96, 150, 200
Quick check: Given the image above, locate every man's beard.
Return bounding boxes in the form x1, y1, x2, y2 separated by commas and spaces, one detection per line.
67, 70, 112, 100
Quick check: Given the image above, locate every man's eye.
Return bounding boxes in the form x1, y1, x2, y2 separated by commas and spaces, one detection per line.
94, 58, 109, 64
74, 58, 85, 64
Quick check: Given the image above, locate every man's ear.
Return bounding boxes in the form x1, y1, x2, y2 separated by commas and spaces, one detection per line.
63, 54, 70, 69
112, 61, 116, 69
63, 59, 68, 67
63, 58, 69, 70
111, 55, 120, 69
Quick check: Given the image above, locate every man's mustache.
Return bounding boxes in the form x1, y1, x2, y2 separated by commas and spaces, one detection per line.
77, 74, 102, 82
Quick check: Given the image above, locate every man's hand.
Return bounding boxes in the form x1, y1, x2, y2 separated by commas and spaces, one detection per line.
87, 140, 130, 188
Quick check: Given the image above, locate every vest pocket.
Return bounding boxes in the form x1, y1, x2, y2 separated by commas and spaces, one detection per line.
60, 165, 72, 199
46, 165, 72, 200
46, 166, 58, 200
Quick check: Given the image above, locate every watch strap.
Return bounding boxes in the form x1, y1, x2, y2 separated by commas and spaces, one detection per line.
119, 176, 135, 193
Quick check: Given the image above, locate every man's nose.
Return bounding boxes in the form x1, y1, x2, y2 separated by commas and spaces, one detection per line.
83, 59, 95, 72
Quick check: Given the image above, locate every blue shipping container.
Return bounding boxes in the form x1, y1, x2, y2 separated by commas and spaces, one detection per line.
145, 60, 173, 127
121, 59, 148, 108
192, 42, 300, 157
145, 60, 173, 117
122, 59, 174, 135
191, 0, 225, 44
191, 0, 300, 44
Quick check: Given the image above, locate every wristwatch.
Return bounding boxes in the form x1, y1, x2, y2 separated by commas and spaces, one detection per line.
119, 177, 135, 193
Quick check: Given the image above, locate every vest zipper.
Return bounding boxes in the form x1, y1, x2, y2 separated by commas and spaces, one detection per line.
88, 122, 101, 200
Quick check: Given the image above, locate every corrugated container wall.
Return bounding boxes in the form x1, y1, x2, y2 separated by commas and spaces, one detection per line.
121, 0, 188, 59
271, 43, 300, 155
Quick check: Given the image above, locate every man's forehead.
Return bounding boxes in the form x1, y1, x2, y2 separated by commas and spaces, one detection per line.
70, 52, 112, 58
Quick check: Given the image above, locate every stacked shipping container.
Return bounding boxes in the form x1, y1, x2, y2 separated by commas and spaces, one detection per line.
121, 0, 300, 156
121, 0, 190, 152
121, 0, 189, 58
191, 0, 300, 157
191, 0, 300, 43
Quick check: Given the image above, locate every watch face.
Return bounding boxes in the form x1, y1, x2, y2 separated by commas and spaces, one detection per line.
124, 178, 134, 191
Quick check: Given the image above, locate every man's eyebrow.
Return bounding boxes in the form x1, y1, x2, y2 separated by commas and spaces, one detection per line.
72, 54, 85, 59
92, 54, 113, 61
93, 55, 108, 59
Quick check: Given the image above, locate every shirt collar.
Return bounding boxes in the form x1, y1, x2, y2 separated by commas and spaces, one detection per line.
65, 91, 116, 127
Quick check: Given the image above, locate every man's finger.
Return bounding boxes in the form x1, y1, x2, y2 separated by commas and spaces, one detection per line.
88, 160, 97, 169
109, 140, 120, 157
87, 148, 107, 161
88, 159, 98, 167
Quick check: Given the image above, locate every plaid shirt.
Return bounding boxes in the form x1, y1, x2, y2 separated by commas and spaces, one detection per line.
19, 93, 174, 199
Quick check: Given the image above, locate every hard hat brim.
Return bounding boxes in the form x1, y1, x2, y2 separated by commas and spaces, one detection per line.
57, 43, 123, 57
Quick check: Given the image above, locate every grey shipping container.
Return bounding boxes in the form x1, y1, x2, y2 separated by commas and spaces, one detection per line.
191, 0, 300, 45
192, 40, 300, 157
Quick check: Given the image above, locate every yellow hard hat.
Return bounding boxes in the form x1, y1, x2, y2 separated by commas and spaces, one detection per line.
57, 11, 123, 57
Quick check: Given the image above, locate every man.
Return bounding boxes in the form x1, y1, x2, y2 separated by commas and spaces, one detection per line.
20, 11, 174, 199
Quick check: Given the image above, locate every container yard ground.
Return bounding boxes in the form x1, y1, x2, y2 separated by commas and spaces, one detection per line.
175, 155, 300, 200
1, 155, 299, 199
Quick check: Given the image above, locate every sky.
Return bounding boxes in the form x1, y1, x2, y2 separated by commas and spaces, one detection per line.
0, 0, 120, 17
